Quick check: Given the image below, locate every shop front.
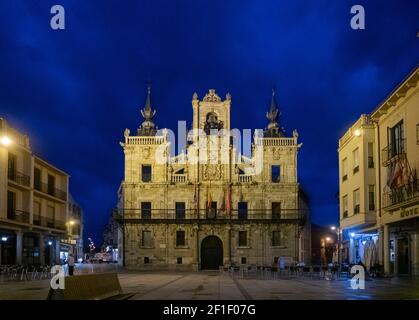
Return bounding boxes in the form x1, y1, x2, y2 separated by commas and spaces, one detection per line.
383, 204, 419, 275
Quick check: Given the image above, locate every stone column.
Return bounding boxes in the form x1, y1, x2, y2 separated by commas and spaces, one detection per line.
383, 224, 390, 275
411, 233, 419, 276
195, 226, 200, 271
378, 227, 384, 265
39, 233, 45, 265
16, 232, 23, 265
55, 238, 61, 265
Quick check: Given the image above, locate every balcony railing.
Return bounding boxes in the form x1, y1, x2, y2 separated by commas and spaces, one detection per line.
171, 174, 187, 183
113, 208, 306, 224
33, 216, 66, 230
8, 170, 30, 187
34, 182, 67, 201
382, 138, 406, 166
6, 209, 30, 224
383, 179, 419, 209
238, 174, 253, 183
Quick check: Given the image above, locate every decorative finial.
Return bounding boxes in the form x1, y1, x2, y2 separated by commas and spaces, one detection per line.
264, 86, 284, 137
226, 92, 231, 101
193, 92, 198, 100
138, 83, 157, 136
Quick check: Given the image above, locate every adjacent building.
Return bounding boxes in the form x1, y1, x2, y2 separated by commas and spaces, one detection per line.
338, 66, 419, 275
0, 118, 83, 265
115, 87, 310, 270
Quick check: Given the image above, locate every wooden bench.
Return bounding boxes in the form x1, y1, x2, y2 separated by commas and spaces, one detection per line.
47, 273, 135, 300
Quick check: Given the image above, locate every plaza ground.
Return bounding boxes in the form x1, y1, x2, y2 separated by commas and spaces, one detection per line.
1, 264, 419, 300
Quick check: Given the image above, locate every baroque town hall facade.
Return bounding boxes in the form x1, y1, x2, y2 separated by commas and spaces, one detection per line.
115, 87, 311, 270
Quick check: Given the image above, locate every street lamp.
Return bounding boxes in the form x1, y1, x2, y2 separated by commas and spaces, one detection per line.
69, 220, 75, 226
0, 136, 12, 146
354, 129, 361, 137
331, 225, 342, 270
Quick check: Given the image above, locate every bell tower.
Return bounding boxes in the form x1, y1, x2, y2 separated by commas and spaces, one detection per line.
191, 89, 231, 132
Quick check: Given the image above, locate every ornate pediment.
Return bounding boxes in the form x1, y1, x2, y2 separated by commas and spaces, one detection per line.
202, 89, 221, 102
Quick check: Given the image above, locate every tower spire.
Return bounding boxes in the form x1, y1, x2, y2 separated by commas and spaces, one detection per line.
138, 83, 157, 136
264, 87, 284, 137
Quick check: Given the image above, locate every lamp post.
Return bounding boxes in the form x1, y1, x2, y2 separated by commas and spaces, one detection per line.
331, 226, 341, 270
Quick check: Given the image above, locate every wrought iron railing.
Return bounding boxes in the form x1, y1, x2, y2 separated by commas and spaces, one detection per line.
7, 209, 30, 224
113, 208, 306, 223
381, 138, 406, 166
34, 182, 67, 201
8, 170, 30, 187
32, 216, 66, 230
383, 179, 419, 209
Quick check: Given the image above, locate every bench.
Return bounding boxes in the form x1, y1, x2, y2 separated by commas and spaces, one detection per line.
47, 273, 135, 300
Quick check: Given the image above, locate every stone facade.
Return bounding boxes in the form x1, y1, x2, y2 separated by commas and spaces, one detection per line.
116, 88, 310, 270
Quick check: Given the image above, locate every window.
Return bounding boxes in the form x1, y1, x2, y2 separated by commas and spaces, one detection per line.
142, 230, 152, 247
353, 189, 360, 214
47, 174, 55, 196
175, 202, 185, 219
238, 231, 247, 247
141, 202, 151, 219
272, 202, 281, 219
7, 191, 16, 219
177, 257, 183, 264
34, 168, 41, 190
342, 158, 348, 181
141, 165, 152, 182
206, 202, 217, 219
389, 121, 404, 157
238, 202, 248, 220
368, 185, 375, 211
353, 148, 359, 174
176, 231, 186, 246
241, 257, 247, 265
47, 205, 55, 228
272, 231, 282, 247
144, 257, 150, 264
342, 195, 348, 218
33, 201, 41, 225
7, 153, 17, 180
271, 165, 280, 182
367, 143, 374, 168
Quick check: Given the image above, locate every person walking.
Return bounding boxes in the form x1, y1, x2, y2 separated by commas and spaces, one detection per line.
67, 253, 75, 276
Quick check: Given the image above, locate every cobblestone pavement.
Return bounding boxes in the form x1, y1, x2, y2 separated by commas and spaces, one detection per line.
1, 267, 419, 300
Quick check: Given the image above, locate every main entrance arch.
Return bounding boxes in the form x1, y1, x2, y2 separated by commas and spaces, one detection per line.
200, 236, 223, 270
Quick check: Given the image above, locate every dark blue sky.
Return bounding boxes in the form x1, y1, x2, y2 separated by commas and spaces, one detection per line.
1, 0, 418, 246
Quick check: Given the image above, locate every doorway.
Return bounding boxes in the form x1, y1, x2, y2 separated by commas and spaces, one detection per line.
200, 236, 223, 270
397, 237, 409, 274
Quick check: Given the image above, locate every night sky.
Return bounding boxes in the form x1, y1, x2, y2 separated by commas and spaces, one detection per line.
0, 1, 418, 246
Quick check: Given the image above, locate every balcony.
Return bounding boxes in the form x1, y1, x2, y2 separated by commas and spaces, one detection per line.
340, 210, 376, 229
171, 174, 187, 183
383, 179, 419, 210
382, 138, 406, 166
34, 181, 67, 201
8, 170, 30, 188
33, 216, 66, 230
113, 208, 306, 225
238, 174, 253, 183
6, 209, 30, 224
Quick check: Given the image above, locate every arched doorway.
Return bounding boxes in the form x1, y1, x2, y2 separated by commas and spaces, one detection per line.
200, 236, 223, 270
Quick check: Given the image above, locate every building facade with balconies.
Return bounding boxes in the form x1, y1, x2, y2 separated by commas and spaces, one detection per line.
338, 66, 419, 275
115, 87, 310, 270
0, 118, 81, 266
